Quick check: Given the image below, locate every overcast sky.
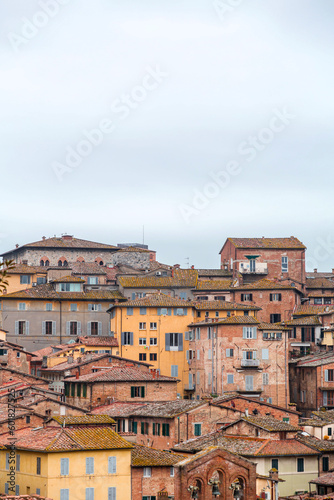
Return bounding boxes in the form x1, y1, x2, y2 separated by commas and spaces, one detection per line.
1, 0, 334, 270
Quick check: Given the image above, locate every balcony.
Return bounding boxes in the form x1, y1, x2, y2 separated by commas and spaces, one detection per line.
184, 384, 196, 391
239, 261, 268, 274
240, 359, 260, 368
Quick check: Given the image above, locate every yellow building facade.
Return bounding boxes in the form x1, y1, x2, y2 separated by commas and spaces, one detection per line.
0, 419, 132, 500
109, 294, 259, 397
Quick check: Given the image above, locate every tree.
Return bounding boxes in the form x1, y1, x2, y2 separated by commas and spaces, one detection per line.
0, 260, 15, 291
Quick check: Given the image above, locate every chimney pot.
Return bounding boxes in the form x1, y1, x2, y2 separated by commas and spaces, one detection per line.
314, 268, 318, 273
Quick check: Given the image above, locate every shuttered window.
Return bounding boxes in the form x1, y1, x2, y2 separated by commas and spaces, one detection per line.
108, 456, 117, 474
86, 457, 94, 474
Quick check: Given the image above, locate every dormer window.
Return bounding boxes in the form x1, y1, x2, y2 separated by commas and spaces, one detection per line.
59, 283, 81, 292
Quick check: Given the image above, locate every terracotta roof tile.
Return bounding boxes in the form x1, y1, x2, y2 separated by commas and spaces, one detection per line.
294, 305, 334, 316
239, 416, 299, 432
132, 444, 185, 467
224, 237, 306, 250
52, 276, 85, 283
283, 315, 322, 326
253, 438, 319, 456
189, 316, 260, 327
119, 269, 197, 288
66, 366, 177, 383
52, 415, 115, 425
196, 279, 233, 290
2, 283, 125, 301
112, 293, 193, 308
72, 262, 107, 275
174, 431, 267, 455
306, 277, 334, 289
91, 402, 147, 417
9, 236, 117, 251
194, 300, 260, 311
0, 425, 132, 451
77, 336, 118, 347
130, 400, 206, 418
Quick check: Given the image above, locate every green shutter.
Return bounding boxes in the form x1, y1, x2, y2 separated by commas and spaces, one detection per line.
141, 386, 145, 398
83, 384, 87, 398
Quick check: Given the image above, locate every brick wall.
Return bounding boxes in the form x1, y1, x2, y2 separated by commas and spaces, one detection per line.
132, 466, 175, 500
66, 379, 178, 409
216, 398, 300, 426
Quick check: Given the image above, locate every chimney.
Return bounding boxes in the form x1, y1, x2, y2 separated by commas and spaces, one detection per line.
269, 468, 279, 481
15, 244, 19, 248
62, 235, 73, 241
42, 236, 46, 240
76, 371, 79, 379
314, 269, 318, 273
191, 265, 194, 269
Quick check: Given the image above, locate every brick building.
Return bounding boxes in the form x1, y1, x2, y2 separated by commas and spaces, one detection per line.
1, 234, 152, 270
174, 430, 320, 497
289, 352, 334, 416
174, 445, 257, 500
0, 277, 125, 351
219, 237, 306, 285
222, 415, 299, 439
212, 394, 300, 426
131, 444, 184, 500
64, 365, 178, 409
188, 316, 290, 407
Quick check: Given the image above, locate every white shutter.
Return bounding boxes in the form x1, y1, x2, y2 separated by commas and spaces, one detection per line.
66, 322, 70, 335
77, 321, 81, 335
108, 487, 116, 500
243, 327, 247, 339
42, 321, 46, 335
26, 321, 29, 335
52, 321, 56, 335
87, 322, 91, 336
15, 321, 19, 335
108, 456, 116, 474
325, 370, 329, 382
98, 322, 102, 335
88, 304, 93, 311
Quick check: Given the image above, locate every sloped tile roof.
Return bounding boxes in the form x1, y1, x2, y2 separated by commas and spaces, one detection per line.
112, 293, 193, 308
224, 237, 306, 250
311, 409, 334, 422
294, 305, 334, 316
66, 366, 177, 383
239, 416, 299, 432
310, 472, 334, 485
118, 269, 198, 288
77, 336, 118, 347
194, 300, 260, 311
173, 431, 267, 455
4, 264, 46, 275
41, 353, 112, 372
52, 415, 115, 425
1, 283, 126, 301
72, 262, 107, 275
196, 279, 233, 290
197, 269, 233, 277
91, 402, 147, 417
132, 444, 185, 467
296, 432, 334, 452
130, 400, 206, 418
52, 276, 85, 283
291, 352, 334, 368
236, 279, 298, 290
0, 425, 132, 451
257, 322, 291, 331
283, 315, 322, 326
253, 438, 319, 457
306, 277, 334, 289
14, 236, 117, 250
190, 316, 260, 327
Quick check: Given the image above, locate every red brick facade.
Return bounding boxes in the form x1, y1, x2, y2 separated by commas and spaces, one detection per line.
174, 446, 257, 500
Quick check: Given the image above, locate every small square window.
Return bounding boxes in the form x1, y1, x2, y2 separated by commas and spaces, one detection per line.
46, 303, 52, 311
143, 467, 151, 477
71, 304, 77, 312
18, 303, 26, 311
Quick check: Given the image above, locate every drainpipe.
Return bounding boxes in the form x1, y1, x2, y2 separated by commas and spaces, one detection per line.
120, 308, 123, 357
59, 300, 62, 344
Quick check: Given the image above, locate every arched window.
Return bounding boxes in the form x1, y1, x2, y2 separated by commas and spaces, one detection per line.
45, 260, 49, 266
58, 260, 63, 267
99, 260, 103, 266
40, 260, 44, 266
63, 260, 68, 267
